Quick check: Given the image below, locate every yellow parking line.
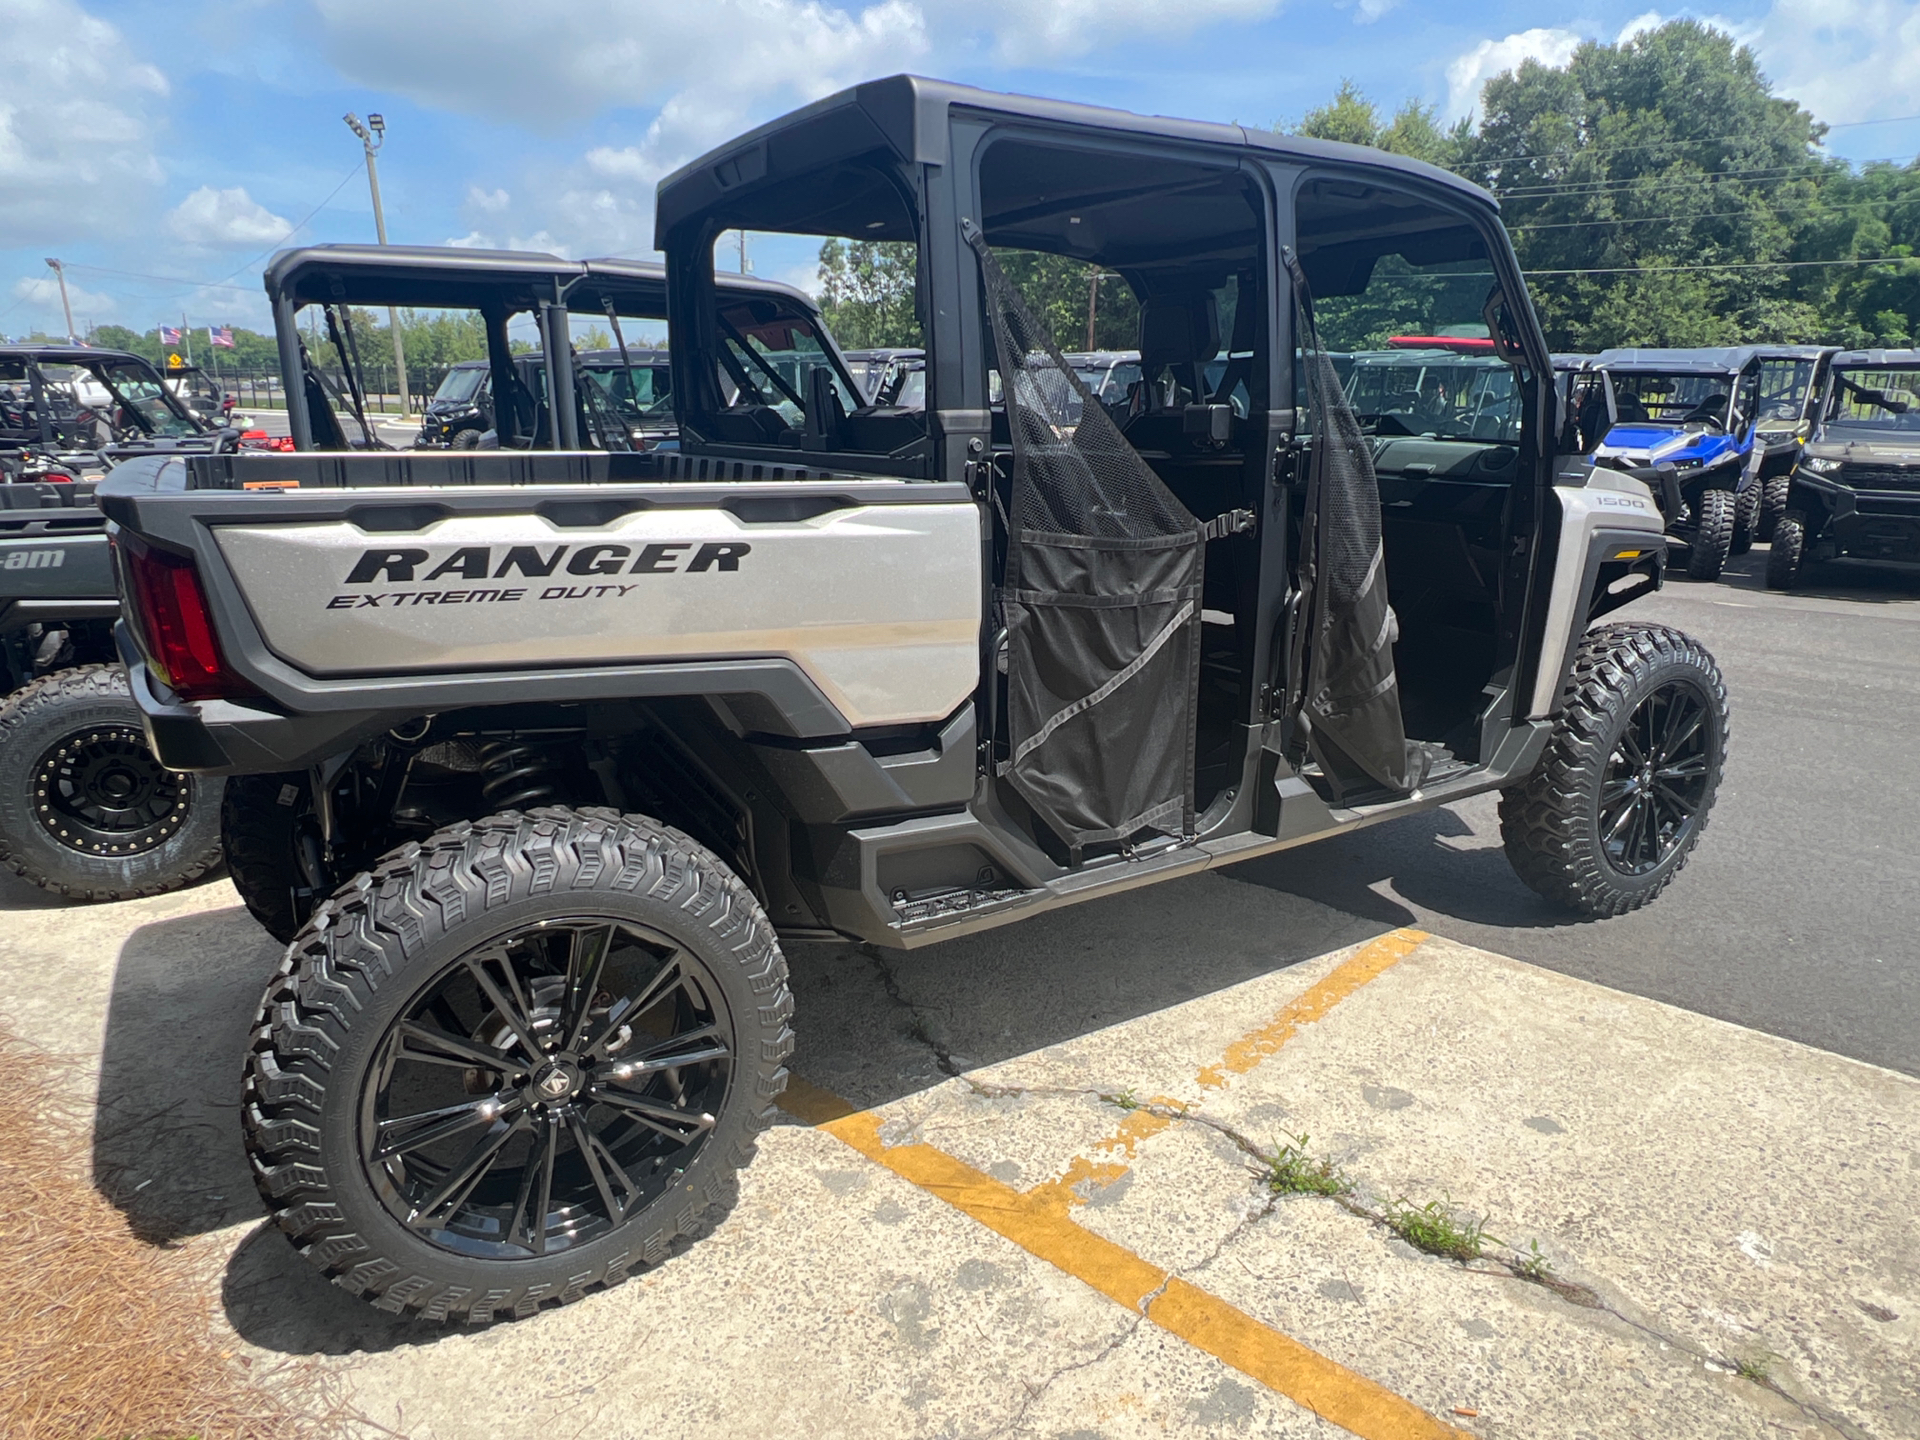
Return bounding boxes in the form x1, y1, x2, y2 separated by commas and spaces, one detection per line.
1028, 927, 1430, 1213
812, 1105, 1463, 1439
774, 928, 1458, 1438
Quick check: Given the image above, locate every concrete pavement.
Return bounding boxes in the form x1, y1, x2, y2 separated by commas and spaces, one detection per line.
3, 867, 1912, 1440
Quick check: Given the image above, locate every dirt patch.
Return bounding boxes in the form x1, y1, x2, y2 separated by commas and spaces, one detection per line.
0, 1025, 343, 1439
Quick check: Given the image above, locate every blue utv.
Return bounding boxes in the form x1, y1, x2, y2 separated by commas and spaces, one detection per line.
1588, 347, 1767, 580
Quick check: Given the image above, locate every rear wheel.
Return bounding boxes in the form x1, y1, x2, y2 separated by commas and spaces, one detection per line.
1685, 489, 1735, 580
1766, 511, 1808, 590
1499, 624, 1727, 918
222, 772, 325, 944
1730, 479, 1761, 556
0, 665, 223, 899
243, 806, 792, 1322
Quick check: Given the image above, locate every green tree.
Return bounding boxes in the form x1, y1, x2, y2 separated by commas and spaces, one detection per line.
816, 239, 921, 348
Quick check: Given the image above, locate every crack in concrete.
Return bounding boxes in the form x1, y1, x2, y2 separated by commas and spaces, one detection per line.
841, 958, 1877, 1440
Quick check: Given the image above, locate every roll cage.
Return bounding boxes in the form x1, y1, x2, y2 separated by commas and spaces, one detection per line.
0, 346, 212, 455
658, 74, 1567, 829
262, 244, 852, 454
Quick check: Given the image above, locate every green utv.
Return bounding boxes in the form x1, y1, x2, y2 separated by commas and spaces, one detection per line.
99, 79, 1728, 1323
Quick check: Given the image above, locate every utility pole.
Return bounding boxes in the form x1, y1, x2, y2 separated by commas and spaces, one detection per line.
43, 258, 76, 343
738, 230, 748, 273
344, 111, 409, 416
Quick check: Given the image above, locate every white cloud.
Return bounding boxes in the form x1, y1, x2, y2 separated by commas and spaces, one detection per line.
1353, 0, 1399, 23
467, 186, 511, 214
965, 0, 1278, 61
1615, 9, 1666, 43
1446, 27, 1586, 120
1752, 0, 1920, 127
0, 0, 168, 246
310, 0, 928, 133
10, 273, 116, 334
166, 185, 293, 247
444, 229, 494, 248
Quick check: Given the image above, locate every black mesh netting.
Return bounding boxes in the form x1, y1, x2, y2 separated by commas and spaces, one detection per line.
1282, 248, 1419, 797
969, 230, 1205, 858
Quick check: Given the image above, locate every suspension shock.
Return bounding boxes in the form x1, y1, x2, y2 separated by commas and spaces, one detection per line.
477, 739, 560, 810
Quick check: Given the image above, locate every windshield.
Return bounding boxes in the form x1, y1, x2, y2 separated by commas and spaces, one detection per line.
579, 363, 673, 422
433, 366, 487, 403
1756, 358, 1817, 428
716, 302, 859, 429
97, 362, 203, 437
1823, 366, 1920, 434
1344, 355, 1520, 441
1606, 372, 1735, 427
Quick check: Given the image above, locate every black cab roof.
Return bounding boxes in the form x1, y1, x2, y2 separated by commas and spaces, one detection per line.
656, 74, 1496, 244
261, 244, 817, 315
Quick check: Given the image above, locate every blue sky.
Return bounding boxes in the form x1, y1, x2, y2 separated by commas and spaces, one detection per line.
4, 0, 1918, 340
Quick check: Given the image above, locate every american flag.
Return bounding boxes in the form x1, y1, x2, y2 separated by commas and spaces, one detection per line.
159, 326, 182, 345
209, 326, 235, 349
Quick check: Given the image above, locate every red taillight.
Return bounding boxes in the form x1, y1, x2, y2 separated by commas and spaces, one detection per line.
120, 534, 255, 701
44, 471, 74, 483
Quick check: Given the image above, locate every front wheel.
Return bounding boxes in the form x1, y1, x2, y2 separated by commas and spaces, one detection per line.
1499, 624, 1728, 918
243, 807, 793, 1322
0, 665, 224, 899
1766, 512, 1808, 590
1685, 488, 1735, 580
1758, 473, 1791, 542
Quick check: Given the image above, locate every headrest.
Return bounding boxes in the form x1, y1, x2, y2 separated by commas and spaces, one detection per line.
1138, 292, 1220, 367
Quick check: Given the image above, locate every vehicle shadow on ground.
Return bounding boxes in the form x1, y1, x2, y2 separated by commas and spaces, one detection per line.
90, 902, 283, 1245
0, 865, 86, 911
1714, 546, 1920, 604
1218, 803, 1587, 934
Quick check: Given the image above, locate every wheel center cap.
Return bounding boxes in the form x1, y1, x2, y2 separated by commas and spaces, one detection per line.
534, 1065, 575, 1101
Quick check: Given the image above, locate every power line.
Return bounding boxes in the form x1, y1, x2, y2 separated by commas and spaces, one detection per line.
1525, 255, 1917, 276
1471, 110, 1920, 169
1509, 194, 1916, 232
1491, 156, 1910, 199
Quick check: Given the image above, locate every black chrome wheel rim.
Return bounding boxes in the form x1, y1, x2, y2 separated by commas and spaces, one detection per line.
358, 918, 733, 1260
32, 726, 189, 856
1598, 680, 1713, 877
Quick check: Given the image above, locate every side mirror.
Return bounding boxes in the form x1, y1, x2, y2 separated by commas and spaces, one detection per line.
1183, 402, 1233, 447
1480, 287, 1528, 366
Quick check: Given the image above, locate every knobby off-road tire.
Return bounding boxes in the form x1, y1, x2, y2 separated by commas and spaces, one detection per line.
450, 427, 482, 451
1685, 488, 1736, 580
222, 772, 321, 944
1766, 511, 1808, 590
1499, 623, 1728, 918
0, 664, 223, 899
1759, 472, 1792, 542
243, 806, 793, 1323
1730, 478, 1761, 556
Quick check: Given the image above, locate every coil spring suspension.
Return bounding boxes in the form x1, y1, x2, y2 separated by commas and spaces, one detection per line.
478, 740, 559, 810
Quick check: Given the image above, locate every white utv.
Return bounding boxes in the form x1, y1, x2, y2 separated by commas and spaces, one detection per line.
100, 78, 1728, 1325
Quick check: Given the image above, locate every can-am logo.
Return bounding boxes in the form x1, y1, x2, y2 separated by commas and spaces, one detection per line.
343, 542, 750, 585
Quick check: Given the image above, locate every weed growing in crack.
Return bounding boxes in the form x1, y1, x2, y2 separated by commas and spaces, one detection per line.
1512, 1239, 1554, 1281
1732, 1354, 1774, 1384
1108, 1089, 1139, 1111
1262, 1133, 1352, 1198
1383, 1197, 1488, 1261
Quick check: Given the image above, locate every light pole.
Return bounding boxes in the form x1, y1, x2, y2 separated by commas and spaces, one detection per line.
43, 258, 76, 343
344, 111, 409, 416
1086, 270, 1118, 351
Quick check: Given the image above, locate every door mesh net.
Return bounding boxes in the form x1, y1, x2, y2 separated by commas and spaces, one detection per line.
1282, 248, 1418, 797
968, 229, 1205, 859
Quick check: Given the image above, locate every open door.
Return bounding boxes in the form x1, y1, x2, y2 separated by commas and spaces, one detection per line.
1280, 248, 1419, 798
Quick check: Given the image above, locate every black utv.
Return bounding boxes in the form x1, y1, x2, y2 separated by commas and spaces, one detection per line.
1, 346, 233, 898
1768, 349, 1920, 587
101, 78, 1725, 1326
416, 359, 497, 448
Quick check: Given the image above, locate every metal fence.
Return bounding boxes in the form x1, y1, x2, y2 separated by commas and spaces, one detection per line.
210, 365, 464, 415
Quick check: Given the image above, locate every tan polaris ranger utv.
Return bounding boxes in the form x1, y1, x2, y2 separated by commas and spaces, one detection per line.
100, 77, 1726, 1324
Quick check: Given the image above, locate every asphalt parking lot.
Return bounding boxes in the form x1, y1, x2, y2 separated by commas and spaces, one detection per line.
2, 546, 1915, 1439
